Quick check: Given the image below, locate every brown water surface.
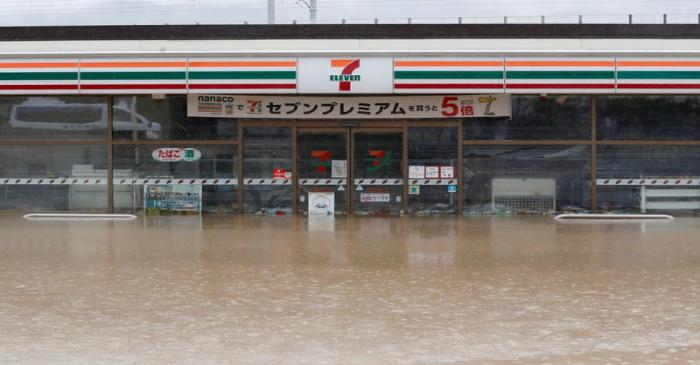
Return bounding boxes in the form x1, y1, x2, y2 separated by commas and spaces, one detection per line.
1, 215, 699, 364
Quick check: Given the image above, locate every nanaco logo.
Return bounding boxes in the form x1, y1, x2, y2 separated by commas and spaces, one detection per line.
329, 59, 361, 91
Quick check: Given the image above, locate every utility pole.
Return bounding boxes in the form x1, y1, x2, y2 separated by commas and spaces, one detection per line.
268, 0, 317, 24
268, 0, 275, 24
310, 0, 317, 23
297, 0, 318, 24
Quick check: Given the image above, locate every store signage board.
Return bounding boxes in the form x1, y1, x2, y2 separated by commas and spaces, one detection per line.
144, 184, 202, 215
187, 94, 511, 119
297, 57, 394, 94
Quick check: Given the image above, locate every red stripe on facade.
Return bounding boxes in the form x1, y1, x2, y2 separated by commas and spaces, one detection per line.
506, 83, 615, 89
188, 84, 297, 89
339, 59, 360, 91
81, 84, 186, 90
395, 83, 503, 89
617, 84, 700, 89
0, 85, 78, 90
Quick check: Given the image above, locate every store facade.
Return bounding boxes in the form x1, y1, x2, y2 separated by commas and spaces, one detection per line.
1, 24, 700, 216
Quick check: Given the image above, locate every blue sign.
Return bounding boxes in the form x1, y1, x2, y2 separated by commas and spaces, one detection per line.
145, 184, 202, 215
447, 185, 458, 193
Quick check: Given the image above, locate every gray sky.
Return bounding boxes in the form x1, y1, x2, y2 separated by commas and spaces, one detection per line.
1, 0, 698, 26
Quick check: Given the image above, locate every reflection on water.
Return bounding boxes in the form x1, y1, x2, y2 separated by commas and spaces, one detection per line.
1, 215, 699, 364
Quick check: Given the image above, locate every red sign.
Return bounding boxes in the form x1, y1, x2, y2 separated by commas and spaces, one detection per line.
311, 150, 332, 173
330, 59, 361, 91
157, 149, 180, 161
273, 168, 286, 179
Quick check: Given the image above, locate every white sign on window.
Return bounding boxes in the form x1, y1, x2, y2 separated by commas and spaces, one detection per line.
360, 193, 391, 203
409, 165, 425, 179
440, 166, 454, 179
308, 192, 335, 214
332, 160, 347, 178
425, 166, 440, 179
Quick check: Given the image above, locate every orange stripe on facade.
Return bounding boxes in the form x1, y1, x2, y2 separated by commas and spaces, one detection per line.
0, 62, 78, 68
394, 61, 503, 67
617, 60, 700, 67
81, 61, 186, 68
506, 60, 614, 67
189, 61, 297, 68
331, 59, 354, 68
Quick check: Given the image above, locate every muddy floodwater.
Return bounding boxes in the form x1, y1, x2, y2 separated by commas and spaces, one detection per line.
1, 215, 700, 364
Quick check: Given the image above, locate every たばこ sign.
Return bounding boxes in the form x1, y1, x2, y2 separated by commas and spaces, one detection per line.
152, 148, 201, 162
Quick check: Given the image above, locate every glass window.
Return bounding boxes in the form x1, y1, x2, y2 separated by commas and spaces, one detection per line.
243, 127, 292, 214
0, 145, 107, 212
597, 145, 700, 213
597, 96, 700, 140
462, 145, 591, 214
408, 127, 458, 214
112, 96, 237, 141
112, 145, 237, 214
463, 95, 591, 140
0, 96, 108, 140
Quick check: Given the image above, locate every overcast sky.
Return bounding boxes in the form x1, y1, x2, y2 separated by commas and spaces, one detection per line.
1, 0, 698, 26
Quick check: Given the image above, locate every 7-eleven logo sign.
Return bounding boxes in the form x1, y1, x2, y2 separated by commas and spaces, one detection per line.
368, 150, 392, 173
329, 59, 361, 91
311, 150, 332, 173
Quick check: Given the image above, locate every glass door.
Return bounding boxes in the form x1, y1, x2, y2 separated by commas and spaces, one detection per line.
297, 129, 349, 215
352, 129, 404, 215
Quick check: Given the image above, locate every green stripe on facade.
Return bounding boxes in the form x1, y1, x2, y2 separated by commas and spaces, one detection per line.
188, 71, 297, 80
618, 71, 700, 79
393, 71, 503, 79
506, 71, 615, 79
81, 72, 186, 80
0, 72, 78, 81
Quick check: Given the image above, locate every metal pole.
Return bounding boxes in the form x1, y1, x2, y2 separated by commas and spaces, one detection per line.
310, 0, 317, 24
663, 14, 667, 24
268, 0, 275, 24
541, 15, 545, 24
628, 14, 632, 24
578, 15, 582, 24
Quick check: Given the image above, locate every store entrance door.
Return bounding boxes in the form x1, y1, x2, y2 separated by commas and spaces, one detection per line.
352, 128, 404, 215
297, 129, 350, 215
297, 127, 405, 215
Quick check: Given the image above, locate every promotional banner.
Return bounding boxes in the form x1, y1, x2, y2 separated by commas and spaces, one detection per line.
144, 184, 202, 215
187, 94, 511, 119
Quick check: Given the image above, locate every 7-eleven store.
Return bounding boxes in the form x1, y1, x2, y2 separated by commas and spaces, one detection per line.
0, 24, 699, 216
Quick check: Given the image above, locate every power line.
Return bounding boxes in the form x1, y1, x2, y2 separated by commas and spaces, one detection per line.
0, 0, 696, 11
0, 0, 696, 22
